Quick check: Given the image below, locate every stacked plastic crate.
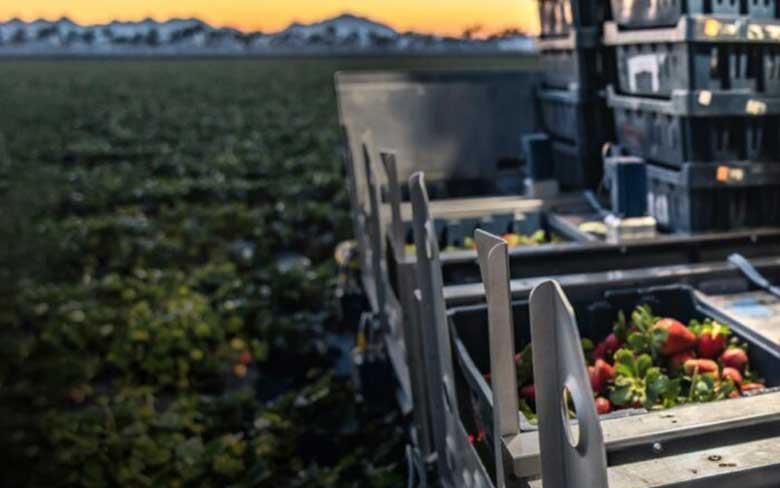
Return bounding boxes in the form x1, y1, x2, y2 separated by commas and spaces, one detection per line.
536, 0, 614, 189
605, 1, 780, 232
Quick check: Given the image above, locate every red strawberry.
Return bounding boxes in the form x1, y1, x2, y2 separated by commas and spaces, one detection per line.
697, 327, 727, 359
721, 367, 743, 385
593, 342, 608, 362
669, 351, 695, 373
239, 351, 252, 365
589, 366, 605, 392
684, 359, 719, 377
514, 352, 523, 365
654, 318, 697, 355
741, 382, 765, 394
595, 397, 612, 414
721, 348, 748, 371
519, 384, 536, 402
728, 389, 741, 399
604, 333, 621, 355
594, 359, 615, 384
483, 373, 492, 384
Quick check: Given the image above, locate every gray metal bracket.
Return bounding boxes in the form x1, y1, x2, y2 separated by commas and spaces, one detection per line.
529, 280, 609, 488
364, 135, 441, 456
477, 229, 609, 488
341, 124, 375, 306
362, 130, 390, 333
729, 253, 780, 299
474, 230, 520, 488
379, 150, 406, 254
410, 172, 464, 487
377, 150, 436, 459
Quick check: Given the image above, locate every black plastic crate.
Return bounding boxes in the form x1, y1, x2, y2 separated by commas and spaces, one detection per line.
450, 284, 780, 438
610, 0, 775, 29
399, 209, 556, 251
538, 87, 610, 144
550, 138, 605, 189
605, 18, 780, 98
648, 161, 780, 232
538, 28, 613, 92
609, 87, 780, 165
539, 0, 609, 37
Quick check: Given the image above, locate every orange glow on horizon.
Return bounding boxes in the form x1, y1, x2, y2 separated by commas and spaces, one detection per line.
0, 1, 540, 37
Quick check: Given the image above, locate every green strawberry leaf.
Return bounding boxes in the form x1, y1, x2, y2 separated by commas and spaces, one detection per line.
614, 310, 628, 342
581, 338, 594, 363
627, 332, 650, 354
609, 384, 633, 407
636, 355, 653, 378
516, 344, 534, 386
650, 327, 668, 354
631, 305, 657, 332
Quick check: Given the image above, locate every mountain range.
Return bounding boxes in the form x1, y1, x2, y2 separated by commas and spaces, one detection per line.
0, 14, 536, 57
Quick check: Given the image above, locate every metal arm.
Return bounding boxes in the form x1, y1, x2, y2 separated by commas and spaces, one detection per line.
361, 131, 390, 332
729, 253, 780, 299
529, 280, 609, 488
410, 171, 462, 486
379, 150, 406, 254
475, 230, 520, 488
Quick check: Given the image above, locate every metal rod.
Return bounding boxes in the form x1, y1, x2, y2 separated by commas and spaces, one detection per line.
729, 253, 780, 299
380, 150, 406, 252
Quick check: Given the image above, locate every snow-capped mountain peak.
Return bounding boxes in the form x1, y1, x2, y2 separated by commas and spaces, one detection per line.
282, 13, 397, 38
0, 13, 535, 55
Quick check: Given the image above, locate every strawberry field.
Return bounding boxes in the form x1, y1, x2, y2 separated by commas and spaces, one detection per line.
0, 56, 536, 486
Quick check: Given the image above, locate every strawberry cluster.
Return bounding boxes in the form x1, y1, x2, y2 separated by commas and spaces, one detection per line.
507, 305, 766, 419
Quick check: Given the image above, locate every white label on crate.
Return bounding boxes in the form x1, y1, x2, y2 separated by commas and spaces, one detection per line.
649, 191, 670, 226
746, 99, 768, 115
627, 54, 661, 94
763, 25, 780, 41
745, 24, 780, 41
748, 24, 764, 40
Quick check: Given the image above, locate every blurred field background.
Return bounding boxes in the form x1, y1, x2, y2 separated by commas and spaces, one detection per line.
0, 56, 537, 487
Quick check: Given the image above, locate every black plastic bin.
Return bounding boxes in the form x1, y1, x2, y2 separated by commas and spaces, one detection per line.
538, 87, 611, 144
604, 17, 780, 98
609, 87, 780, 165
610, 0, 775, 29
550, 138, 605, 189
647, 161, 780, 232
538, 88, 611, 188
539, 0, 609, 38
538, 28, 612, 92
450, 284, 780, 441
399, 209, 560, 251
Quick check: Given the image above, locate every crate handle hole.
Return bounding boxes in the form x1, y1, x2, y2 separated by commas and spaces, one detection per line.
561, 385, 582, 449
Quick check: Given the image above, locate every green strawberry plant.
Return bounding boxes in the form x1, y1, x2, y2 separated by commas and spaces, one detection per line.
2, 58, 452, 486
610, 348, 680, 410
519, 302, 767, 417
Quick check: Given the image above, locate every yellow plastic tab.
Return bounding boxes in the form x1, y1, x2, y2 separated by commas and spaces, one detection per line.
704, 19, 721, 37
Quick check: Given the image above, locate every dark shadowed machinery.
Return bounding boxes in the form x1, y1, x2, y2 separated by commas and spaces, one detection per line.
336, 1, 780, 486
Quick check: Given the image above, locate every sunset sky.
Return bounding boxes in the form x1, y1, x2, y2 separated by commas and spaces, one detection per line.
0, 1, 540, 37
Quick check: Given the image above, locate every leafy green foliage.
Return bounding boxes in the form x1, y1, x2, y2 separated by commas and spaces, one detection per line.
2, 56, 537, 486
2, 57, 544, 487
610, 348, 680, 409
623, 305, 668, 357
